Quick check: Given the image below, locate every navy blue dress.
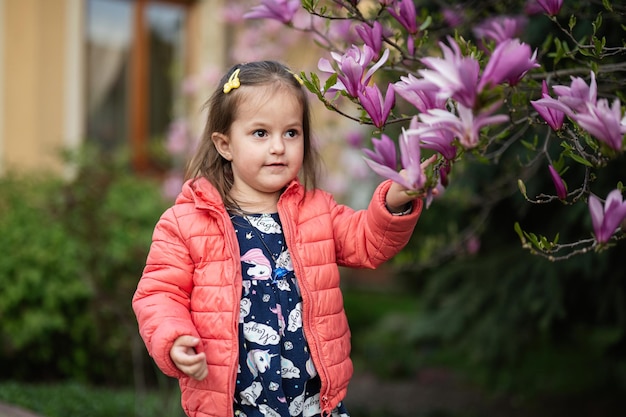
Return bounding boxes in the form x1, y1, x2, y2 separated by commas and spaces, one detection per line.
230, 212, 349, 417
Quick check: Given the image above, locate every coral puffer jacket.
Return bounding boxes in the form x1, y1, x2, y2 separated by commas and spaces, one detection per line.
132, 177, 422, 417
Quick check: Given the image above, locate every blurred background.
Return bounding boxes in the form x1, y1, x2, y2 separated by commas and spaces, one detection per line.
0, 1, 624, 416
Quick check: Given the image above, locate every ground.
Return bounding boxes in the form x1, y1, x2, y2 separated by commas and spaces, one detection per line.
0, 369, 622, 417
344, 369, 624, 417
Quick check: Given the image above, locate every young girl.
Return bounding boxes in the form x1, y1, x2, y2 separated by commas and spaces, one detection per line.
133, 61, 426, 417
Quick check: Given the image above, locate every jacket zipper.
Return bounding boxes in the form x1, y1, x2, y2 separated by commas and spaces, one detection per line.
222, 207, 242, 417
279, 200, 332, 415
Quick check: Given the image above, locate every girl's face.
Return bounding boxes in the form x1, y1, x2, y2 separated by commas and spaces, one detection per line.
212, 85, 305, 212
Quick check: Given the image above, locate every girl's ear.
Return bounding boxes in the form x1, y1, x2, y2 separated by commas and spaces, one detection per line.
211, 132, 232, 161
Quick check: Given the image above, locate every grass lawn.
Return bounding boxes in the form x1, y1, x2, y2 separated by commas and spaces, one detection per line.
0, 381, 184, 417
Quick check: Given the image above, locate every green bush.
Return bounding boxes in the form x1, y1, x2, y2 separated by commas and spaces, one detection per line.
0, 175, 91, 372
0, 148, 169, 384
0, 381, 184, 417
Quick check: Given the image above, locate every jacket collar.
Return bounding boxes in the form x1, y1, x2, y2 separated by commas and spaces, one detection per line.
176, 177, 223, 211
176, 177, 305, 211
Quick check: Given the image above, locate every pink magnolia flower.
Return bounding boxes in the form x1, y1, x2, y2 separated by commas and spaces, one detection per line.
357, 83, 396, 128
162, 171, 184, 201
394, 73, 447, 113
548, 164, 568, 200
419, 37, 480, 108
318, 45, 389, 97
166, 119, 192, 156
346, 129, 366, 148
399, 128, 427, 191
442, 6, 464, 27
473, 16, 528, 45
419, 102, 509, 149
524, 0, 546, 14
589, 189, 626, 244
387, 0, 418, 34
574, 98, 626, 151
243, 0, 301, 24
552, 72, 597, 113
478, 39, 539, 90
362, 134, 397, 169
531, 80, 565, 130
405, 116, 457, 160
355, 21, 384, 56
537, 0, 564, 16
327, 19, 361, 46
363, 129, 426, 191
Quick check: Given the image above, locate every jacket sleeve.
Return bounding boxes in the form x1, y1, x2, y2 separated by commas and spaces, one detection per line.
331, 179, 422, 268
132, 207, 201, 378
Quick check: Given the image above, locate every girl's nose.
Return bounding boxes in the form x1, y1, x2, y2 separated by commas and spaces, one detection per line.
269, 135, 285, 154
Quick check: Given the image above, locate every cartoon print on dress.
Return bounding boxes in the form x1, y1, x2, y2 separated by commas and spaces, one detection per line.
240, 381, 263, 406
246, 349, 277, 377
275, 249, 294, 272
275, 279, 291, 292
258, 404, 281, 417
287, 302, 303, 332
302, 393, 322, 417
245, 213, 282, 234
243, 321, 280, 345
242, 280, 252, 296
241, 248, 272, 281
289, 392, 305, 417
305, 357, 318, 378
269, 304, 286, 336
239, 298, 251, 323
280, 356, 300, 379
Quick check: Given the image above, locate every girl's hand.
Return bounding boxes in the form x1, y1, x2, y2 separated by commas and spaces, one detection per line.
385, 155, 438, 212
170, 335, 208, 380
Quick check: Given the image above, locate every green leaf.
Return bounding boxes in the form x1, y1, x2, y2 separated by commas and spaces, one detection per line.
592, 13, 603, 35
323, 73, 338, 94
514, 222, 526, 243
594, 36, 606, 55
518, 179, 528, 198
568, 153, 594, 167
302, 71, 320, 96
568, 15, 577, 31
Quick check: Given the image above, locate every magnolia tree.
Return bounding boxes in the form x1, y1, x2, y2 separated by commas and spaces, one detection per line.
241, 0, 626, 261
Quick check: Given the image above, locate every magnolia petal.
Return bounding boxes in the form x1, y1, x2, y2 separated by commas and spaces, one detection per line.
363, 157, 412, 189
588, 194, 605, 241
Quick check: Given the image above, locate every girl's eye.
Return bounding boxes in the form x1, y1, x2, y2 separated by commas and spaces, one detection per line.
285, 129, 299, 138
252, 129, 267, 138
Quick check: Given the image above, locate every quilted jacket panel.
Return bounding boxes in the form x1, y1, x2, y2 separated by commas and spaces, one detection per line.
133, 177, 422, 416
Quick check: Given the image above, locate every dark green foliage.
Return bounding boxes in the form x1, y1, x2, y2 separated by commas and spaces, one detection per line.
0, 147, 169, 384
0, 175, 91, 376
0, 381, 184, 417
379, 151, 626, 396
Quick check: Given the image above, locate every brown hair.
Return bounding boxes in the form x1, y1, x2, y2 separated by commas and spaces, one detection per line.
185, 61, 319, 208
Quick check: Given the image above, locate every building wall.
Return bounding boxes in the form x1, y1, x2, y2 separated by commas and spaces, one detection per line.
0, 0, 4, 174
0, 0, 226, 176
0, 0, 339, 178
1, 0, 74, 175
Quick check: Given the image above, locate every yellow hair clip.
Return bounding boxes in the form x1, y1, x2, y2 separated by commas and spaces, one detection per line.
289, 70, 304, 85
223, 68, 241, 94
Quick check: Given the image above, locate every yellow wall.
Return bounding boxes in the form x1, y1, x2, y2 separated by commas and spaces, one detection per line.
2, 0, 70, 174
0, 0, 338, 176
0, 0, 223, 176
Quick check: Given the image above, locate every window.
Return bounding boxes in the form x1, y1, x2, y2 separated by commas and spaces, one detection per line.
86, 0, 190, 172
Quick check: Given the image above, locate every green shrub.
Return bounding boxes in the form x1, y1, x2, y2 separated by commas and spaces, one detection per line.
0, 381, 184, 417
0, 147, 169, 384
